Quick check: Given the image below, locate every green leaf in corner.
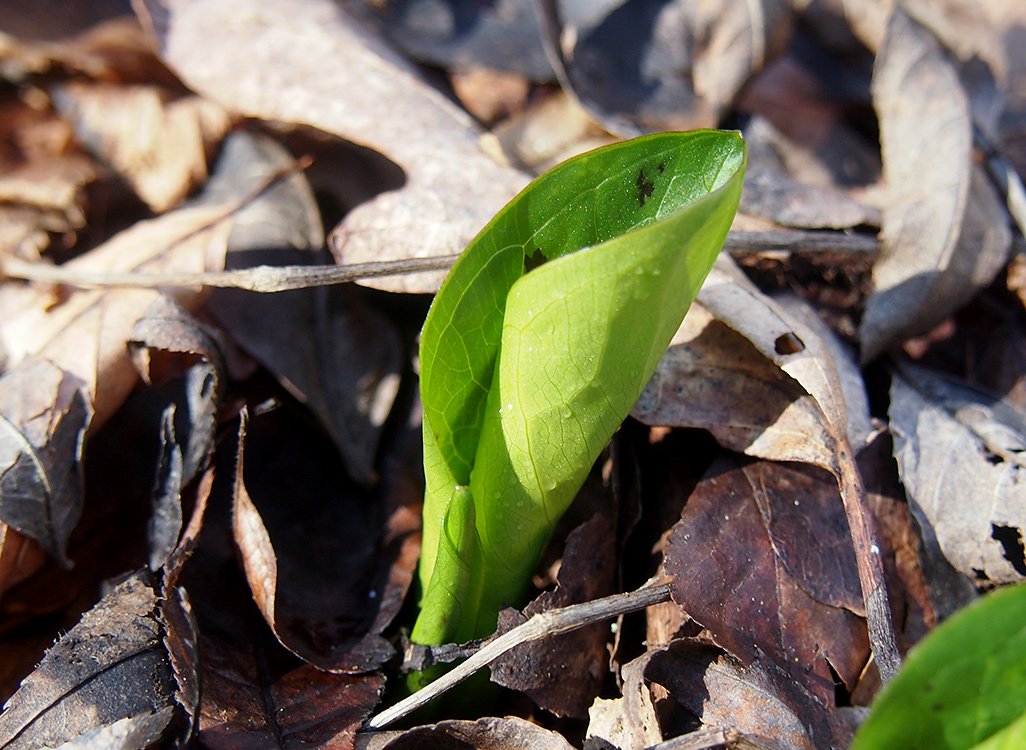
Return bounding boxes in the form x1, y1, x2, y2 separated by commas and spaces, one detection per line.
414, 130, 746, 645
852, 583, 1026, 750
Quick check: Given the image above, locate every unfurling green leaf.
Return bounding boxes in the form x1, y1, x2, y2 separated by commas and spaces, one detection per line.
414, 131, 746, 645
852, 582, 1026, 750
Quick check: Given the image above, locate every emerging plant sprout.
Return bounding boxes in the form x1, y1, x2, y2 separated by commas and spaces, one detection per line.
414, 131, 746, 645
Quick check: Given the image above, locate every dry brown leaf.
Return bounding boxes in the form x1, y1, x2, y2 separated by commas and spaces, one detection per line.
860, 8, 1011, 361
841, 0, 1006, 94
585, 651, 663, 750
0, 358, 91, 567
492, 91, 613, 174
665, 456, 869, 703
0, 155, 95, 242
136, 0, 529, 293
889, 362, 1026, 587
644, 641, 836, 750
232, 406, 419, 673
205, 131, 401, 485
362, 716, 576, 750
690, 256, 898, 679
0, 16, 168, 83
0, 202, 233, 426
692, 0, 794, 122
634, 304, 854, 470
692, 257, 872, 456
53, 82, 232, 212
450, 67, 532, 127
0, 572, 188, 750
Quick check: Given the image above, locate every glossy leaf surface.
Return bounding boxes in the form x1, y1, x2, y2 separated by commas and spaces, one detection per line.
852, 583, 1026, 750
415, 131, 746, 644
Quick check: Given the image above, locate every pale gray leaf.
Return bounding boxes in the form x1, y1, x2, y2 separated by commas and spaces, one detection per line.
137, 0, 528, 293
889, 362, 1026, 586
204, 131, 402, 484
742, 116, 876, 230
861, 8, 1011, 360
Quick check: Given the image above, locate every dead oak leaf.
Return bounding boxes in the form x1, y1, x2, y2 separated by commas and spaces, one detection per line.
665, 456, 869, 704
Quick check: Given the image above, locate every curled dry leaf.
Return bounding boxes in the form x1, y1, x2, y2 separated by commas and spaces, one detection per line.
0, 572, 193, 750
0, 358, 91, 566
128, 295, 225, 486
137, 0, 529, 293
649, 257, 897, 679
665, 455, 869, 703
52, 82, 232, 212
540, 0, 791, 136
232, 406, 420, 673
205, 131, 401, 485
860, 7, 1011, 361
841, 0, 1007, 106
691, 0, 794, 124
0, 155, 96, 257
889, 362, 1026, 587
490, 514, 616, 719
634, 304, 851, 470
649, 256, 872, 464
344, 0, 553, 81
0, 202, 232, 570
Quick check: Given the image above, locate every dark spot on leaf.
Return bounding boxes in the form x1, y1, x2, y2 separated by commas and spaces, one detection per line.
525, 247, 545, 272
990, 524, 1026, 576
774, 332, 805, 355
636, 169, 655, 207
657, 162, 666, 173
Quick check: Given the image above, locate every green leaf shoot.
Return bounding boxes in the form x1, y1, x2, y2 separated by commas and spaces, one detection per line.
852, 583, 1026, 750
414, 131, 746, 645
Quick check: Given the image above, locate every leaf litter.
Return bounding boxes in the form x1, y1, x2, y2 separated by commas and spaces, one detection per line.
1, 1, 1025, 748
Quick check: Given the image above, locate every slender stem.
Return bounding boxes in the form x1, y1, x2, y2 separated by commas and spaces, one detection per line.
1, 230, 882, 293
365, 583, 672, 730
833, 438, 901, 682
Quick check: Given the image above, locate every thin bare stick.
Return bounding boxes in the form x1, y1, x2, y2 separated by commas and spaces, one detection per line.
833, 438, 901, 682
366, 582, 672, 730
1, 253, 460, 292
2, 230, 880, 293
728, 229, 878, 256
